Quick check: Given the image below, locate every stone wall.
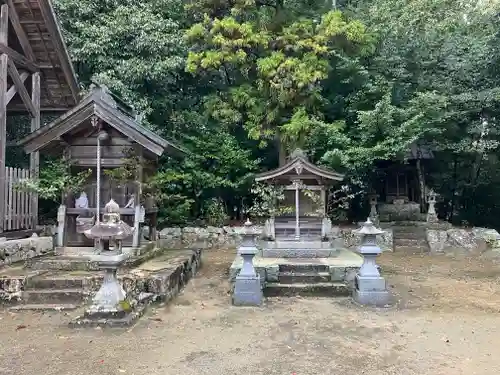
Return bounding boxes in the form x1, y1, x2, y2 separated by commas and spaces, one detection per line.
337, 228, 393, 252
0, 235, 53, 268
426, 227, 499, 253
0, 249, 202, 305
157, 226, 394, 251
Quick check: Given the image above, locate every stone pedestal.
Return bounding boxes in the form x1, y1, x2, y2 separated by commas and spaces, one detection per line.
352, 218, 391, 307
70, 252, 150, 328
232, 220, 263, 306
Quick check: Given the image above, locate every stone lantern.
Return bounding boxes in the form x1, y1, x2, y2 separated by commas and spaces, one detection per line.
353, 217, 391, 307
232, 219, 263, 306
426, 189, 438, 223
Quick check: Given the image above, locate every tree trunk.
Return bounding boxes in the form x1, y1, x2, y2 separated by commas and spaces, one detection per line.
416, 159, 426, 213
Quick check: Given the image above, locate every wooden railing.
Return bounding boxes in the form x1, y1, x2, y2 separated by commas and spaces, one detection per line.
2, 167, 35, 231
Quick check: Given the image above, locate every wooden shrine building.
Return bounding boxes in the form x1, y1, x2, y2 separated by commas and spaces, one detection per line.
19, 85, 185, 249
255, 149, 344, 239
0, 0, 79, 235
371, 142, 434, 221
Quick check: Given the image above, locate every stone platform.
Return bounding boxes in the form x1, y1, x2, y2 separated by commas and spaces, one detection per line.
25, 242, 158, 271
258, 240, 341, 258
230, 249, 362, 296
0, 249, 202, 314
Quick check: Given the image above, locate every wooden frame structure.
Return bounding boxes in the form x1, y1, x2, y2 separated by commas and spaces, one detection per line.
0, 0, 79, 234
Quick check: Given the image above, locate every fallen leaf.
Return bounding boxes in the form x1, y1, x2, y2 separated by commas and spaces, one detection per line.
150, 318, 162, 322
15, 325, 27, 331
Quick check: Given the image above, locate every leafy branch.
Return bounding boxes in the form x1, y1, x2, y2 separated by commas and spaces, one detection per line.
247, 182, 294, 218
15, 158, 91, 204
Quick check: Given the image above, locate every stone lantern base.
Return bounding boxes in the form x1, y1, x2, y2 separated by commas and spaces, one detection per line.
232, 273, 263, 306
352, 274, 391, 307
69, 252, 153, 328
69, 292, 153, 328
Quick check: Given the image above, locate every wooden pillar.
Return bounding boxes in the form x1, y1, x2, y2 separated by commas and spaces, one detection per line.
320, 187, 326, 217
294, 180, 300, 240
56, 204, 66, 248
132, 145, 143, 248
30, 72, 40, 229
0, 4, 8, 233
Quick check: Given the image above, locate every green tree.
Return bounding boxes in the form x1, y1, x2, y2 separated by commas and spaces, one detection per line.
185, 2, 373, 152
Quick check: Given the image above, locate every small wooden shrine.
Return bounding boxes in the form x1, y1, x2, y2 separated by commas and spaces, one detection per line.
255, 149, 344, 239
19, 85, 185, 249
371, 142, 434, 221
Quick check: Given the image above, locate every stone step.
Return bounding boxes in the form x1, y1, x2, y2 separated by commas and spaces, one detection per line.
22, 288, 86, 304
394, 245, 429, 253
25, 256, 100, 272
279, 264, 329, 273
393, 238, 428, 247
278, 272, 330, 284
264, 282, 349, 297
393, 231, 426, 239
25, 276, 88, 290
393, 227, 426, 233
9, 303, 79, 312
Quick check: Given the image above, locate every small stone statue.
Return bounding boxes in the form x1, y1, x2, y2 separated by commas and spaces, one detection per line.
124, 194, 135, 208
75, 192, 89, 209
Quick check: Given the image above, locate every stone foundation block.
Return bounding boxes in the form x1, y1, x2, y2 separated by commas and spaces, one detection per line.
265, 265, 279, 282
0, 236, 53, 267
353, 289, 391, 307
328, 266, 346, 282
232, 276, 263, 306
355, 276, 387, 291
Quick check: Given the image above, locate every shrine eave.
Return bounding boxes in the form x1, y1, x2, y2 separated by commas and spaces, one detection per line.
255, 157, 344, 182
18, 86, 186, 158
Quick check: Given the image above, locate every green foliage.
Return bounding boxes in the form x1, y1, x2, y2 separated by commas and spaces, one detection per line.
247, 183, 293, 218
203, 198, 229, 226
44, 0, 500, 229
15, 159, 91, 203
103, 148, 141, 185
185, 4, 373, 148
145, 168, 194, 226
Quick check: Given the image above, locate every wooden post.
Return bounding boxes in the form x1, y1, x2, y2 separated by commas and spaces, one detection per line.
150, 212, 158, 243
30, 72, 40, 229
56, 204, 66, 248
294, 180, 300, 240
0, 4, 8, 233
132, 144, 143, 248
320, 187, 326, 217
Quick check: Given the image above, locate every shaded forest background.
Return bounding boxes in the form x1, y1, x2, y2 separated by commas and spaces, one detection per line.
7, 0, 500, 228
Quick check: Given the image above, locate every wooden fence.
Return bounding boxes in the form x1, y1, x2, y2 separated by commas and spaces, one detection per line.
2, 167, 36, 231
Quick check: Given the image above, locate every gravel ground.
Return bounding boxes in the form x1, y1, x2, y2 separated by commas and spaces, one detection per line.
1, 248, 500, 375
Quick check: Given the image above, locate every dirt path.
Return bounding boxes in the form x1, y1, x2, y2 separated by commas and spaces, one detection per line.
1, 249, 500, 375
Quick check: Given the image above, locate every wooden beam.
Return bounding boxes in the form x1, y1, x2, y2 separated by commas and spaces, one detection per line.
0, 4, 7, 45
30, 71, 40, 228
0, 44, 38, 72
7, 0, 36, 61
5, 70, 28, 104
0, 53, 8, 233
0, 7, 6, 232
7, 58, 36, 117
7, 106, 69, 112
36, 0, 79, 102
